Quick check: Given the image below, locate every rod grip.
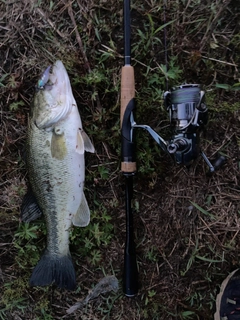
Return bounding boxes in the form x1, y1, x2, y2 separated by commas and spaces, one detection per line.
120, 65, 135, 127
121, 65, 136, 173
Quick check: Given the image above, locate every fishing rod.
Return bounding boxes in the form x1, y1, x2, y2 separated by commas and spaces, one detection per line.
120, 0, 226, 298
120, 0, 138, 297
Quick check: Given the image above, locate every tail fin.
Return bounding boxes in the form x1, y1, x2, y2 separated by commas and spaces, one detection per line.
30, 250, 76, 290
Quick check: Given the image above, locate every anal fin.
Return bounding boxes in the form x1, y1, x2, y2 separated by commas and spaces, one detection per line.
72, 193, 90, 227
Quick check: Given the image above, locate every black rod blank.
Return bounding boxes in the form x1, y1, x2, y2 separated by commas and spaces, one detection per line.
123, 175, 138, 297
121, 0, 138, 297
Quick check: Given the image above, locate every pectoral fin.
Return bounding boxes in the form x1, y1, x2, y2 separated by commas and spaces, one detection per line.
76, 130, 85, 154
81, 130, 95, 153
21, 189, 43, 222
72, 193, 90, 227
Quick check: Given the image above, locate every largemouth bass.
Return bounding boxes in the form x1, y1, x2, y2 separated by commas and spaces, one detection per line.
21, 60, 94, 290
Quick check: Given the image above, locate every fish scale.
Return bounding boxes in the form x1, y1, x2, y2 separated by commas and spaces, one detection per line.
27, 123, 79, 255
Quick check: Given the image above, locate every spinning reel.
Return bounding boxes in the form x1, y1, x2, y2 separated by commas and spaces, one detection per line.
133, 84, 225, 172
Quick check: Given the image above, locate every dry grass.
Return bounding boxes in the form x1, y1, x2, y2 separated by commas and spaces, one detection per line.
0, 0, 240, 319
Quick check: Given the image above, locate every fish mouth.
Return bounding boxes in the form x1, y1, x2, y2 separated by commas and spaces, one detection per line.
36, 60, 70, 93
49, 60, 67, 85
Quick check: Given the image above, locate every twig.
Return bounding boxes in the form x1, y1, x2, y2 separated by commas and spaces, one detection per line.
183, 50, 237, 66
35, 7, 66, 38
62, 0, 91, 73
200, 0, 231, 51
210, 132, 235, 157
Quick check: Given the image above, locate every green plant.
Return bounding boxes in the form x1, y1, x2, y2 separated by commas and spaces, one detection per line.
144, 289, 157, 306
14, 223, 39, 241
0, 73, 9, 87
98, 165, 110, 180
215, 83, 240, 91
13, 222, 45, 269
0, 297, 27, 320
70, 204, 113, 266
9, 100, 25, 111
190, 201, 216, 220
180, 238, 200, 276
0, 279, 28, 319
179, 311, 196, 319
96, 293, 122, 320
34, 297, 54, 320
144, 246, 158, 262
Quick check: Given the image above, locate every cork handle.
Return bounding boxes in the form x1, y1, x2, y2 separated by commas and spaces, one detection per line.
120, 66, 135, 126
121, 65, 136, 173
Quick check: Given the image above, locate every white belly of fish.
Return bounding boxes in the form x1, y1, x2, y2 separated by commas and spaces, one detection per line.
51, 104, 86, 253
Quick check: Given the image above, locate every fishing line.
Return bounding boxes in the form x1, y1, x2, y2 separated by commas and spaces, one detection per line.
163, 0, 169, 91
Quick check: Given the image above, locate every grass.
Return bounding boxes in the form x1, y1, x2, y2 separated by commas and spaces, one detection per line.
0, 0, 240, 319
